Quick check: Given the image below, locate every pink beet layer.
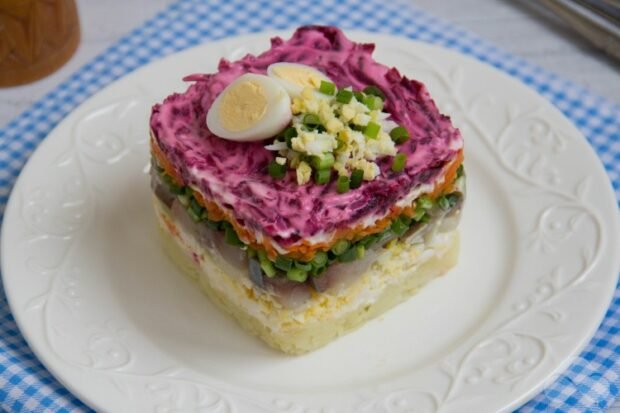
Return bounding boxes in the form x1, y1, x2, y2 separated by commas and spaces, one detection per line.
150, 26, 462, 246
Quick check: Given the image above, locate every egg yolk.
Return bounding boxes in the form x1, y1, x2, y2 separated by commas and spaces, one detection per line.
218, 80, 268, 131
271, 65, 323, 90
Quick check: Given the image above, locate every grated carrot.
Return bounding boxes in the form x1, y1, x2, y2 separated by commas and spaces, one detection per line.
151, 136, 463, 262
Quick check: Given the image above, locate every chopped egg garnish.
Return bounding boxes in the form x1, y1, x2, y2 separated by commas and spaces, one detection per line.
265, 78, 411, 189
206, 73, 292, 141
267, 63, 332, 97
206, 66, 411, 189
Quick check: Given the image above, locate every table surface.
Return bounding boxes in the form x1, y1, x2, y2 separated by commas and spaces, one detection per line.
0, 0, 618, 411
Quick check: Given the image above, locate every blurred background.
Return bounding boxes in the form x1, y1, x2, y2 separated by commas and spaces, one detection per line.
0, 0, 619, 130
0, 1, 618, 411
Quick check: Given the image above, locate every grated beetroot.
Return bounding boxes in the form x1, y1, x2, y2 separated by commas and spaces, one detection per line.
150, 26, 462, 246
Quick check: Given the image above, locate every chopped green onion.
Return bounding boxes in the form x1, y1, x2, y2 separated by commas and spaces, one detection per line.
331, 239, 350, 256
311, 251, 328, 267
177, 194, 190, 206
438, 193, 460, 210
417, 195, 433, 210
363, 95, 383, 111
187, 199, 206, 223
294, 260, 313, 271
400, 214, 413, 226
336, 89, 353, 104
162, 174, 184, 194
261, 261, 276, 278
283, 126, 297, 139
364, 121, 381, 139
311, 153, 335, 170
319, 80, 336, 96
413, 207, 426, 221
391, 216, 409, 236
353, 91, 365, 102
310, 265, 327, 277
337, 175, 350, 193
268, 159, 286, 179
338, 245, 365, 263
437, 195, 451, 210
274, 256, 293, 271
358, 234, 379, 248
187, 205, 203, 222
447, 193, 460, 206
283, 127, 297, 148
389, 126, 410, 144
303, 113, 321, 127
391, 153, 407, 172
376, 228, 395, 245
189, 198, 204, 216
224, 225, 244, 246
362, 85, 386, 99
350, 169, 364, 189
456, 164, 464, 178
286, 267, 308, 282
258, 250, 276, 278
261, 262, 276, 278
356, 244, 366, 260
205, 220, 221, 230
314, 168, 331, 185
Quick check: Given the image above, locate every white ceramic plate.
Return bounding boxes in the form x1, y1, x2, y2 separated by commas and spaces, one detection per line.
2, 31, 619, 413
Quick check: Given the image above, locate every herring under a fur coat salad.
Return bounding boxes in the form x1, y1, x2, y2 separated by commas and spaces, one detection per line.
149, 26, 465, 354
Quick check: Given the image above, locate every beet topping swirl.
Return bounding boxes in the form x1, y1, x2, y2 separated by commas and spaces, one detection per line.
150, 26, 463, 246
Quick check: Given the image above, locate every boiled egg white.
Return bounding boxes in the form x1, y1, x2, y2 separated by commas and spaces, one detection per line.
206, 73, 292, 141
267, 62, 332, 97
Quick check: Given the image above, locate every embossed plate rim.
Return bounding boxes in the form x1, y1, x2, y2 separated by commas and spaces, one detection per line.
2, 31, 619, 413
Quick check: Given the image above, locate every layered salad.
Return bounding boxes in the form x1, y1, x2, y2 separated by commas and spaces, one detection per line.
149, 26, 465, 354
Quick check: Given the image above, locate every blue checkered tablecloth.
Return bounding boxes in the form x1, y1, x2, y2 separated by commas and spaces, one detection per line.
0, 0, 618, 412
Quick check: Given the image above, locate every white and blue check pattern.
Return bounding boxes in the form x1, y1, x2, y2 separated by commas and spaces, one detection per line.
0, 0, 618, 411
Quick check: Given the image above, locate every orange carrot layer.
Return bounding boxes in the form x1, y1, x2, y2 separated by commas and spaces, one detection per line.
151, 135, 463, 261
